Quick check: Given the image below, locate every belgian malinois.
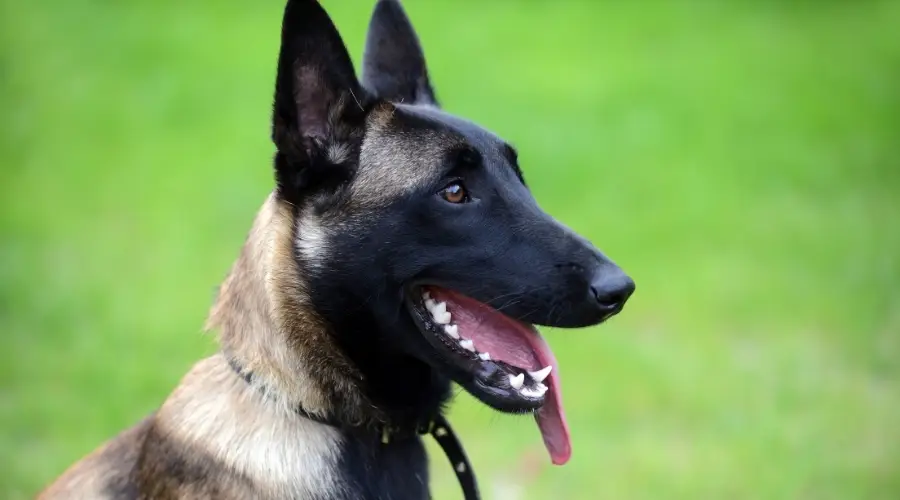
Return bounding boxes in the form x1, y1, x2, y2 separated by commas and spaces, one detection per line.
39, 0, 634, 498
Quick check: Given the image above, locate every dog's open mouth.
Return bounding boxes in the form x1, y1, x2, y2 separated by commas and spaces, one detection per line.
407, 285, 571, 465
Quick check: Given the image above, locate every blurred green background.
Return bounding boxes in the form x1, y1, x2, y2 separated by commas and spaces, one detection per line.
2, 0, 899, 498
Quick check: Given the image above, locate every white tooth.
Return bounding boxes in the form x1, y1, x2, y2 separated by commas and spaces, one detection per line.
509, 373, 524, 389
520, 385, 547, 399
478, 352, 491, 361
425, 299, 436, 311
444, 324, 459, 339
528, 365, 552, 383
430, 302, 451, 324
422, 291, 431, 300
435, 311, 452, 325
460, 339, 475, 351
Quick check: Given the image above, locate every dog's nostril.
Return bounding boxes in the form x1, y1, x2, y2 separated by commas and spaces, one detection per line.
592, 287, 630, 309
590, 273, 635, 313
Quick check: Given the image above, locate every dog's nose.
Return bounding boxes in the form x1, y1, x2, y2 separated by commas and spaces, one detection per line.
589, 268, 635, 316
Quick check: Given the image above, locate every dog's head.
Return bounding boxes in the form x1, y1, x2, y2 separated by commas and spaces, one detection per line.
272, 0, 634, 465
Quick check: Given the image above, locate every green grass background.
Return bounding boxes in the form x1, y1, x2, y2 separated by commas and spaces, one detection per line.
2, 0, 899, 498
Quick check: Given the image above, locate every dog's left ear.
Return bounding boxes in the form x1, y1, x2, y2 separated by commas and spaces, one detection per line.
362, 0, 438, 106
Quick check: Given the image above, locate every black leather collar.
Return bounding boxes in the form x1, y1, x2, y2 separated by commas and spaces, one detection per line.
226, 356, 480, 500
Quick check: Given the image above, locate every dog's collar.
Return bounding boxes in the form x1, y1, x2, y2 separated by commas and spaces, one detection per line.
225, 356, 480, 500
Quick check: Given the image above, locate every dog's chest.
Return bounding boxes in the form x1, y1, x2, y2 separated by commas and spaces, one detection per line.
329, 433, 431, 500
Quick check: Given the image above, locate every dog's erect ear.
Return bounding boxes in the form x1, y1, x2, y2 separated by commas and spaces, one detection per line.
362, 0, 437, 106
272, 0, 370, 197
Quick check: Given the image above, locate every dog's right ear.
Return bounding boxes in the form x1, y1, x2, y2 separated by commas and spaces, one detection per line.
362, 0, 437, 106
272, 0, 370, 199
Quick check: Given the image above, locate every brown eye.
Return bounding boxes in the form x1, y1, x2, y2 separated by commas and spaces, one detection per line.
440, 181, 469, 204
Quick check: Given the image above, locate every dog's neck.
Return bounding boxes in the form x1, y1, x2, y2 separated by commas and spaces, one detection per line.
205, 193, 447, 430
206, 193, 374, 425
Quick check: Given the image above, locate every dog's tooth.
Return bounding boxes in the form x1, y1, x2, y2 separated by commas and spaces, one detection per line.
425, 298, 436, 311
460, 339, 475, 351
444, 324, 459, 339
478, 352, 491, 361
520, 385, 546, 399
430, 302, 451, 324
435, 311, 452, 325
509, 373, 524, 390
528, 365, 552, 383
422, 291, 431, 301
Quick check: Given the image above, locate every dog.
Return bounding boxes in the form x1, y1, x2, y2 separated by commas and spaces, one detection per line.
38, 0, 634, 498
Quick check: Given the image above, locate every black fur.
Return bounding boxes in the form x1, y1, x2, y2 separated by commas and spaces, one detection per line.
301, 101, 629, 415
330, 432, 430, 500
362, 0, 438, 105
271, 0, 372, 207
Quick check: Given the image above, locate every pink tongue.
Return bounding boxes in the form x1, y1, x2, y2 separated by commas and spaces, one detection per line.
427, 288, 572, 465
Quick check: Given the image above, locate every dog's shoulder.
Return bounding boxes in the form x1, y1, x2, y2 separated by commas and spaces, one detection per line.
38, 354, 434, 500
38, 355, 348, 499
148, 354, 348, 498
37, 414, 150, 499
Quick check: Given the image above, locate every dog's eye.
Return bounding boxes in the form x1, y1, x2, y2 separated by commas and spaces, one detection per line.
439, 181, 469, 204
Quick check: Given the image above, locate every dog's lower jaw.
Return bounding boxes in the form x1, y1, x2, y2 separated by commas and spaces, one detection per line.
403, 288, 549, 412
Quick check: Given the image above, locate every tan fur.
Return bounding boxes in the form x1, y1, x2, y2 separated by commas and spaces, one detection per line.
209, 193, 343, 417
351, 103, 462, 209
38, 418, 149, 499
295, 204, 330, 271
325, 142, 351, 165
40, 194, 369, 498
154, 355, 345, 498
